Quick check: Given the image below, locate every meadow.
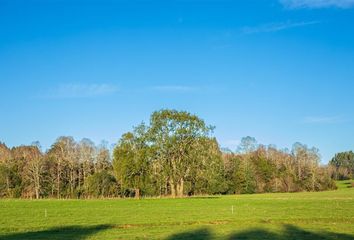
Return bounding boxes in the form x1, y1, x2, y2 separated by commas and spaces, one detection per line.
0, 181, 353, 240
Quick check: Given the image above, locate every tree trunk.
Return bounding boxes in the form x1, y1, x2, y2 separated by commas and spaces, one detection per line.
177, 178, 184, 197
70, 168, 75, 198
78, 169, 81, 191
57, 165, 60, 199
35, 187, 39, 199
135, 188, 140, 199
6, 176, 10, 197
312, 168, 316, 191
297, 159, 302, 181
83, 167, 86, 185
35, 170, 40, 199
169, 179, 176, 198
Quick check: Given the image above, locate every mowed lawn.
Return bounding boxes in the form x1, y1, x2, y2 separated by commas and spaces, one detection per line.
0, 181, 353, 240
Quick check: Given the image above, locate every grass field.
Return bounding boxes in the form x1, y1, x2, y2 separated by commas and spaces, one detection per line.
0, 181, 353, 240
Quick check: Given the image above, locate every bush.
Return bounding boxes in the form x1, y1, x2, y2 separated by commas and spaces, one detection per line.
86, 171, 119, 198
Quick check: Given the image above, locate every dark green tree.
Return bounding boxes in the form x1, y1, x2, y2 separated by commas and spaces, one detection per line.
113, 124, 151, 198
86, 170, 118, 198
329, 151, 354, 180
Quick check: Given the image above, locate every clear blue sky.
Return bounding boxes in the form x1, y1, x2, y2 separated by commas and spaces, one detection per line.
1, 0, 354, 163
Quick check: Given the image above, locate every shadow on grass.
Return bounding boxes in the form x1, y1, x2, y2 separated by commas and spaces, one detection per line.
166, 228, 212, 240
0, 224, 112, 240
166, 224, 354, 240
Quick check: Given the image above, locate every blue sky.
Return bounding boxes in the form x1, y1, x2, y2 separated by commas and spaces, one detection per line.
1, 0, 354, 163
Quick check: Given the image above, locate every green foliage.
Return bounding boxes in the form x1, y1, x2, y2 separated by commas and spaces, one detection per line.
86, 171, 118, 198
329, 151, 354, 180
113, 124, 151, 198
0, 165, 9, 197
234, 158, 257, 194
252, 155, 275, 192
113, 109, 219, 198
148, 109, 214, 197
0, 164, 22, 198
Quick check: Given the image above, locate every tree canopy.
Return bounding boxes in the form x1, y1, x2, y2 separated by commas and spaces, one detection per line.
0, 109, 340, 199
329, 151, 354, 180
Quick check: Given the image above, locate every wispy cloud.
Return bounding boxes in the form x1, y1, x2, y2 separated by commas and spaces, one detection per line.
43, 83, 118, 99
242, 21, 319, 35
303, 116, 343, 124
280, 0, 354, 9
151, 85, 197, 93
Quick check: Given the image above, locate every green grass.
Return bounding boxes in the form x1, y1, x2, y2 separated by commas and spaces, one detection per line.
1, 181, 354, 240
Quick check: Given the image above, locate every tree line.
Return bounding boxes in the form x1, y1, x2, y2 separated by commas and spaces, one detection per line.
0, 109, 348, 199
0, 137, 112, 199
328, 151, 354, 180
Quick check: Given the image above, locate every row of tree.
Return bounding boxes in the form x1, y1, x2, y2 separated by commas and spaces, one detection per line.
0, 138, 112, 199
0, 109, 343, 199
224, 139, 336, 194
328, 151, 354, 180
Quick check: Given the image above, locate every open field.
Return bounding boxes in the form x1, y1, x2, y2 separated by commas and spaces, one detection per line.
0, 181, 353, 240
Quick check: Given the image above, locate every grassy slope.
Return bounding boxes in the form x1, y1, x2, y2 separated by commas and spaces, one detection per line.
0, 180, 353, 240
